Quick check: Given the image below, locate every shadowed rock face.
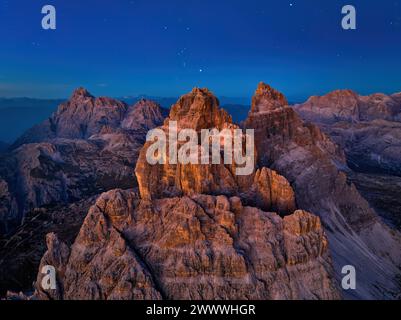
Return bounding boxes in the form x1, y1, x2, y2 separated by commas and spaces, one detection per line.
0, 196, 97, 297
31, 87, 341, 300
244, 83, 401, 299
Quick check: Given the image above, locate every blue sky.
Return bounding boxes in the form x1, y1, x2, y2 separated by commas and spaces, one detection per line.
0, 0, 401, 100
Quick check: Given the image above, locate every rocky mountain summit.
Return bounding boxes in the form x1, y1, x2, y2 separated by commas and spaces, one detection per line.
31, 87, 341, 300
12, 88, 167, 148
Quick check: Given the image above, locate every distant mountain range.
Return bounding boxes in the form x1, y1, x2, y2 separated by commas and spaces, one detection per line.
0, 96, 252, 143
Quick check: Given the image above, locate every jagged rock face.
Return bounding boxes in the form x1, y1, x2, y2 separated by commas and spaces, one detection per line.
135, 88, 296, 215
13, 88, 127, 146
294, 90, 401, 176
0, 89, 167, 294
51, 88, 128, 139
34, 189, 340, 300
251, 82, 289, 113
296, 90, 401, 124
121, 99, 168, 131
12, 89, 167, 148
244, 85, 345, 167
168, 88, 232, 130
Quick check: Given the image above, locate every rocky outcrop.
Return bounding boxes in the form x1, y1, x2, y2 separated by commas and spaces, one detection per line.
244, 83, 401, 299
168, 88, 232, 130
121, 99, 169, 131
0, 89, 169, 295
251, 82, 288, 113
34, 189, 340, 300
12, 88, 126, 146
12, 90, 167, 148
295, 90, 401, 124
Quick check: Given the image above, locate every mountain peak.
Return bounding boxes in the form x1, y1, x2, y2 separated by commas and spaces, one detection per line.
71, 87, 94, 99
251, 82, 288, 113
168, 87, 231, 130
190, 87, 212, 95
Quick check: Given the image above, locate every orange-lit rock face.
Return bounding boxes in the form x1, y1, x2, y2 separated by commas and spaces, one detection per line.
168, 88, 232, 131
135, 88, 296, 215
251, 82, 289, 113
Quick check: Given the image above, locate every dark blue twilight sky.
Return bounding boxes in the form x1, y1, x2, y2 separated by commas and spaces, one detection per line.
0, 0, 400, 101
